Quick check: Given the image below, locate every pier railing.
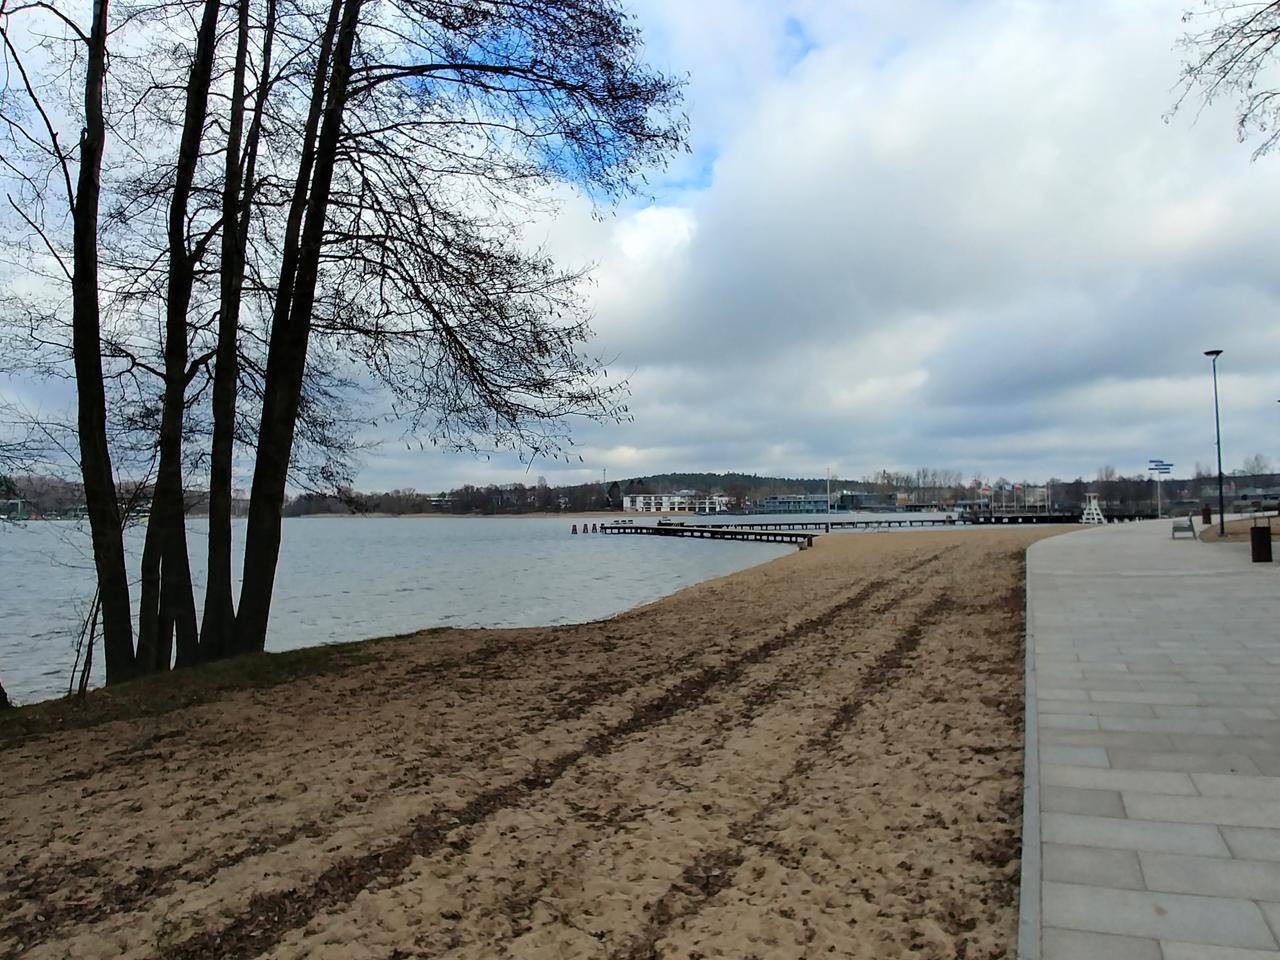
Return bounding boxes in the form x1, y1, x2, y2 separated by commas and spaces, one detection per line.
593, 510, 1153, 547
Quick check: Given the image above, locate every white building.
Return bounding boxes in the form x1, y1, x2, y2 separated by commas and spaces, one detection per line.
623, 492, 731, 513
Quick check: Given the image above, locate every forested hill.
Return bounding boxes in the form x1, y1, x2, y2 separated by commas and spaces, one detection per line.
620, 473, 865, 497
276, 472, 880, 516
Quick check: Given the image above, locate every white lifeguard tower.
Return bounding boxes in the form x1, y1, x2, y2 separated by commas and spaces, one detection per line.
1081, 493, 1105, 525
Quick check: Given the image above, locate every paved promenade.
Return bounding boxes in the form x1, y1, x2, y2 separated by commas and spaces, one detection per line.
1020, 519, 1280, 960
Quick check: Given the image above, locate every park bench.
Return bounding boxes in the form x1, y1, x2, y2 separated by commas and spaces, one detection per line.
1172, 516, 1196, 539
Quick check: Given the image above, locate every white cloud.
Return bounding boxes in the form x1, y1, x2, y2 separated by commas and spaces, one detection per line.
12, 0, 1280, 491
613, 207, 696, 264
514, 0, 1280, 485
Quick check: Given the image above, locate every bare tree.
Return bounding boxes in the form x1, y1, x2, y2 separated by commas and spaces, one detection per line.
0, 0, 139, 682
1243, 452, 1272, 474
200, 0, 277, 661
3, 0, 686, 677
232, 0, 686, 653
1177, 2, 1280, 158
0, 413, 19, 705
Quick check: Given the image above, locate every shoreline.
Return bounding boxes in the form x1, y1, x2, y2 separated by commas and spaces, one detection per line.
2, 527, 1062, 958
288, 510, 625, 519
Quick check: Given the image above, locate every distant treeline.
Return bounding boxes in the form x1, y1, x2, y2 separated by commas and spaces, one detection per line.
282, 480, 609, 516
5, 465, 1278, 519
278, 467, 1280, 517
283, 472, 911, 516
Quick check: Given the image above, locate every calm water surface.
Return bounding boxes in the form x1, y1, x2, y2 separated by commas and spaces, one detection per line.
0, 516, 794, 705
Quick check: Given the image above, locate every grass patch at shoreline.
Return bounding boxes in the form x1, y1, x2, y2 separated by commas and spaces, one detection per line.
0, 627, 447, 749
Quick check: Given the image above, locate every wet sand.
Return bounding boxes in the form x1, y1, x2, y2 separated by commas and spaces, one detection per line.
0, 527, 1060, 959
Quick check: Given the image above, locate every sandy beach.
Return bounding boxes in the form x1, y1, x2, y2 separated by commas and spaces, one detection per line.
0, 527, 1058, 959
1197, 515, 1279, 543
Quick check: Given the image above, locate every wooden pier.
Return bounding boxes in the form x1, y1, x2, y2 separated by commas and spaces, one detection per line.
963, 513, 1081, 525
615, 514, 1070, 532
595, 511, 1135, 546
963, 512, 1153, 525
600, 523, 816, 548
714, 517, 961, 531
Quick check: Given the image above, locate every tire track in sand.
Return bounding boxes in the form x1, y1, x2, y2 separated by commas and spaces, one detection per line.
607, 592, 954, 960
155, 549, 954, 960
0, 629, 726, 951
257, 563, 953, 958
6, 581, 813, 953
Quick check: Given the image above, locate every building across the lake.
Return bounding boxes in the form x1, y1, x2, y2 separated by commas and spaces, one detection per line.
750, 491, 899, 513
1, 498, 32, 519
754, 494, 832, 513
623, 491, 731, 513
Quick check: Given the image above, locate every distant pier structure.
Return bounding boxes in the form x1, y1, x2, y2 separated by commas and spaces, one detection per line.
589, 502, 1154, 545
601, 522, 816, 548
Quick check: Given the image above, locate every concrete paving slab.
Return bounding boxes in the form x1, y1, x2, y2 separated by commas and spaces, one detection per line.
1042, 700, 1157, 717
1122, 794, 1280, 829
1041, 765, 1197, 795
1186, 695, 1280, 709
1227, 719, 1280, 737
1042, 881, 1278, 948
1089, 690, 1203, 705
1020, 520, 1280, 960
1138, 851, 1280, 899
1039, 729, 1178, 750
1042, 927, 1161, 960
1164, 734, 1280, 755
1041, 714, 1101, 731
1041, 785, 1127, 818
1041, 812, 1230, 855
1098, 716, 1232, 735
1043, 844, 1144, 889
1222, 827, 1280, 862
1106, 749, 1262, 775
1161, 945, 1280, 960
1194, 774, 1280, 800
1260, 902, 1280, 941
1042, 745, 1111, 767
1154, 706, 1279, 720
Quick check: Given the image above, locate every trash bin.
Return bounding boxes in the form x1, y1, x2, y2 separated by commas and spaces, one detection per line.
1202, 505, 1212, 526
1250, 526, 1273, 563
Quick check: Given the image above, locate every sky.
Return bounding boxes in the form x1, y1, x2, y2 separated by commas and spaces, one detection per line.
360, 0, 1280, 491
9, 0, 1280, 491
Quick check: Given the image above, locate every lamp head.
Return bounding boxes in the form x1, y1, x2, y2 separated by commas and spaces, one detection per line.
1204, 349, 1223, 358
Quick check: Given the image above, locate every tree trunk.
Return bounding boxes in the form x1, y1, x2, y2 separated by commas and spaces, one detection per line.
167, 516, 199, 667
201, 0, 274, 661
77, 597, 99, 698
157, 561, 176, 670
133, 507, 162, 670
136, 0, 223, 668
235, 0, 349, 654
72, 0, 135, 684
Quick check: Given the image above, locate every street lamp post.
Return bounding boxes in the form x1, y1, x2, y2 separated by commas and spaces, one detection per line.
1205, 350, 1226, 537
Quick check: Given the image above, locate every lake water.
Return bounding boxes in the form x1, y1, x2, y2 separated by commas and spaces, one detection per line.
0, 515, 799, 705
